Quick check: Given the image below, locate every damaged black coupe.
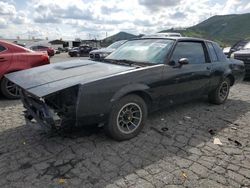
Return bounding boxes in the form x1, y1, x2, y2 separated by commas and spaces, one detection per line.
6, 37, 245, 141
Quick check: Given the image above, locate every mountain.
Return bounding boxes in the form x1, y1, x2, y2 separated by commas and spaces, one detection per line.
160, 13, 250, 46
103, 32, 137, 42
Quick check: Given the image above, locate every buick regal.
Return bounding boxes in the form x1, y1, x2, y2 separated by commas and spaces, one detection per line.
5, 37, 245, 140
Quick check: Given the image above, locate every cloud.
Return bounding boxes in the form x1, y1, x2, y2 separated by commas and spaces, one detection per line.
13, 11, 29, 24
170, 12, 186, 19
33, 3, 94, 23
101, 5, 123, 15
138, 0, 182, 11
0, 1, 16, 15
1, 0, 250, 40
0, 18, 8, 28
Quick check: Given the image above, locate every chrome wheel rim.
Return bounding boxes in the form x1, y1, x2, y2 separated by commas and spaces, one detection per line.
5, 80, 20, 97
116, 103, 142, 134
219, 81, 229, 100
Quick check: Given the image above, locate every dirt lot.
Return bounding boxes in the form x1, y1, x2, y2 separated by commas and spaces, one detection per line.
0, 54, 250, 187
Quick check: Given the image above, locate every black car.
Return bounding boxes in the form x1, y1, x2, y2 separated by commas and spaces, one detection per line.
6, 37, 245, 141
232, 41, 250, 78
89, 40, 127, 61
68, 45, 94, 57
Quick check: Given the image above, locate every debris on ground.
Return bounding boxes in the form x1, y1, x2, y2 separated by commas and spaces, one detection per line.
58, 178, 66, 184
228, 138, 242, 147
150, 127, 171, 138
213, 138, 223, 145
181, 171, 188, 179
161, 127, 168, 132
231, 127, 238, 130
184, 116, 192, 120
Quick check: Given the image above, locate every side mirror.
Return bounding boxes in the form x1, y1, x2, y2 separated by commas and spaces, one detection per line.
178, 58, 189, 66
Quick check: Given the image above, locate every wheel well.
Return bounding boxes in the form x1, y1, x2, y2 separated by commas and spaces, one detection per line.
226, 75, 235, 86
124, 91, 153, 110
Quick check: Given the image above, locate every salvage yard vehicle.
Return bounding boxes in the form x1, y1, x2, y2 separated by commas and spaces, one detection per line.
231, 41, 250, 78
30, 45, 55, 57
228, 40, 249, 57
5, 37, 245, 140
68, 45, 94, 57
0, 40, 50, 99
89, 40, 127, 61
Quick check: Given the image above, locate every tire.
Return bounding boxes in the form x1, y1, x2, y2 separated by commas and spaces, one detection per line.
208, 78, 230, 105
105, 94, 147, 141
0, 77, 20, 99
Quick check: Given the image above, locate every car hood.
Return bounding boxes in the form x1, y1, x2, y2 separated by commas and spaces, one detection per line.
90, 48, 114, 54
5, 59, 135, 97
234, 49, 250, 55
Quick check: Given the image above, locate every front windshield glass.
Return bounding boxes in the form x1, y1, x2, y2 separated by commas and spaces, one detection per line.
107, 40, 126, 49
244, 42, 250, 49
106, 39, 174, 64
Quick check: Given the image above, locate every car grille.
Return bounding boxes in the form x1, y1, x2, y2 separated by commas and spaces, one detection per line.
234, 55, 250, 64
95, 54, 100, 59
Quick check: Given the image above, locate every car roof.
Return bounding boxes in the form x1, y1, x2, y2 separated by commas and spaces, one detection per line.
132, 37, 215, 43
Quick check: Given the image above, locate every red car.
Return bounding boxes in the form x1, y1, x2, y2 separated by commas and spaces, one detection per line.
30, 45, 55, 57
0, 40, 50, 99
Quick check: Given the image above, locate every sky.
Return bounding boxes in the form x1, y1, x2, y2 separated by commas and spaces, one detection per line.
0, 0, 250, 40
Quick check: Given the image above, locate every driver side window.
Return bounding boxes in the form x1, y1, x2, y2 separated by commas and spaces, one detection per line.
170, 42, 206, 65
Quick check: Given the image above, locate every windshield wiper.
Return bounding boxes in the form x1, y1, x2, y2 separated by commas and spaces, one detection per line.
104, 58, 150, 67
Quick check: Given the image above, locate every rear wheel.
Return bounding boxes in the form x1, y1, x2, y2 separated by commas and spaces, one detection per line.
0, 77, 20, 99
105, 94, 147, 141
208, 78, 230, 105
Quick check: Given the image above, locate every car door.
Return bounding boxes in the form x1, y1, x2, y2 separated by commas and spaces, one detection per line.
159, 40, 212, 107
206, 42, 230, 90
0, 44, 12, 78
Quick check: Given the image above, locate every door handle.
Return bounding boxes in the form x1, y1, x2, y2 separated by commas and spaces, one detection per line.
206, 66, 211, 70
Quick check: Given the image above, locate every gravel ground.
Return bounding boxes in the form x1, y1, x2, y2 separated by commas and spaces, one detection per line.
0, 55, 250, 187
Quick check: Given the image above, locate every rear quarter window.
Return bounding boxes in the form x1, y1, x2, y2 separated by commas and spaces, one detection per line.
207, 42, 218, 62
212, 43, 227, 62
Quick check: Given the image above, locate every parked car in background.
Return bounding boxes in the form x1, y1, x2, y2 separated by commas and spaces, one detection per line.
68, 45, 94, 57
142, 32, 182, 38
231, 41, 250, 78
0, 40, 50, 99
89, 40, 127, 61
228, 40, 249, 57
6, 37, 245, 140
68, 47, 79, 57
30, 45, 55, 57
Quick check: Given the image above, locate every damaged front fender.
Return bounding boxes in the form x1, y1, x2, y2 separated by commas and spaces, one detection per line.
21, 85, 79, 130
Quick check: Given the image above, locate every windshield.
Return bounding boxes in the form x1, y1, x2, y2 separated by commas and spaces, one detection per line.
106, 39, 174, 64
244, 42, 250, 49
107, 40, 126, 49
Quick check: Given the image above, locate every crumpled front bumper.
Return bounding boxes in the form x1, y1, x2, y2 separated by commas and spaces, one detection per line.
21, 90, 61, 131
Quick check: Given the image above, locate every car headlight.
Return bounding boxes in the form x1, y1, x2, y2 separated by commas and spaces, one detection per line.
100, 53, 109, 57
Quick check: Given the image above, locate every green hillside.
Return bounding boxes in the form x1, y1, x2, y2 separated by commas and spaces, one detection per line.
160, 13, 250, 46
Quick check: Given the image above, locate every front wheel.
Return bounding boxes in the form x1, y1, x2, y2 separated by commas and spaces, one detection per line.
105, 94, 147, 141
208, 78, 230, 105
0, 77, 20, 99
